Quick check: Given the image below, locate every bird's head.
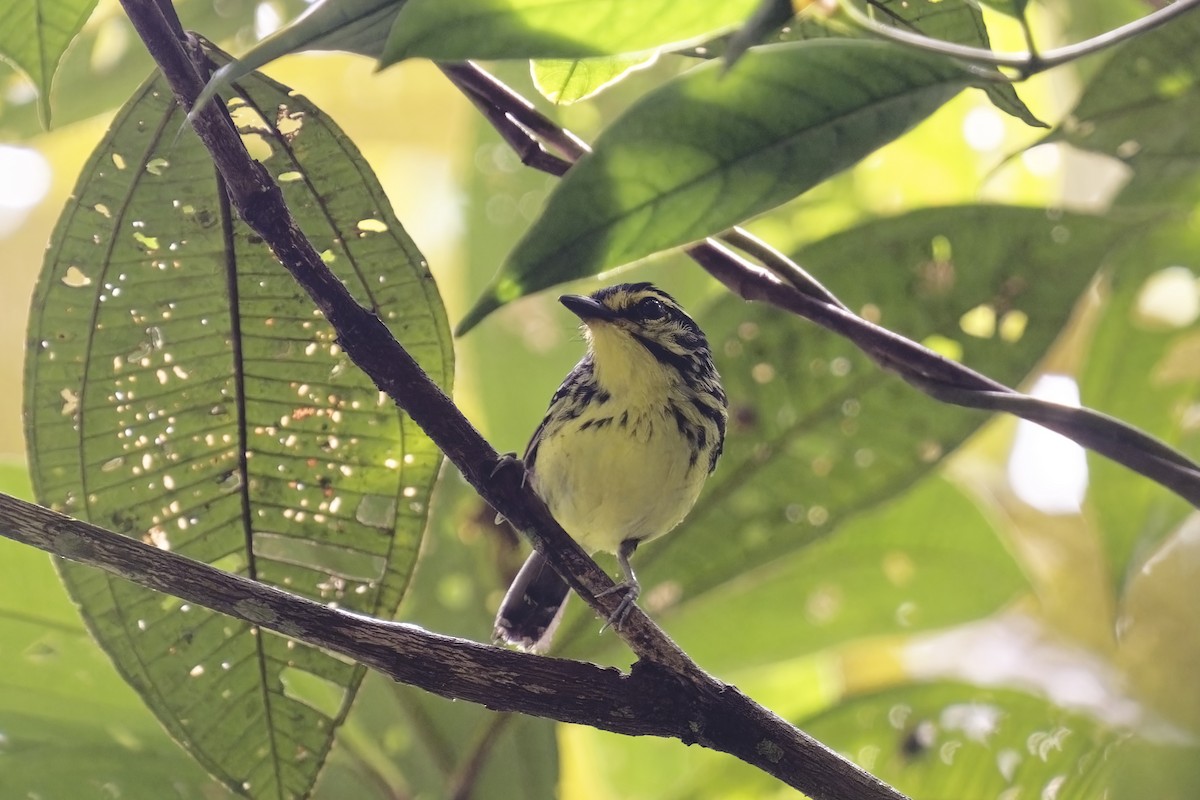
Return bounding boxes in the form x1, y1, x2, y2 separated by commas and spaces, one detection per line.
560, 283, 716, 398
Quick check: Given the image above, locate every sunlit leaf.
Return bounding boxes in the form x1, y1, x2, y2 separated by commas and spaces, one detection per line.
381, 0, 760, 64
24, 49, 453, 799
193, 0, 404, 117
0, 0, 97, 126
531, 53, 657, 105
556, 206, 1125, 654
460, 40, 970, 333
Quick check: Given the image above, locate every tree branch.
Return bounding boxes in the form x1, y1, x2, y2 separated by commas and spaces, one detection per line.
76, 2, 910, 799
438, 61, 1200, 509
0, 491, 900, 800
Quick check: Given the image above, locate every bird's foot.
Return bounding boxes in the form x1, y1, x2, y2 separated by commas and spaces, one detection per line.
597, 580, 641, 633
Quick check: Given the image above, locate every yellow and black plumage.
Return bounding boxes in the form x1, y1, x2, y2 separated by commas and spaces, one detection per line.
494, 282, 727, 651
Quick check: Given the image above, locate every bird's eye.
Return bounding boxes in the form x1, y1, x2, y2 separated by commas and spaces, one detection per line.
637, 297, 667, 320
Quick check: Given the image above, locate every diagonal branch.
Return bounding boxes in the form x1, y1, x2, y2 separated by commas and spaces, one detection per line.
439, 61, 1200, 509
0, 490, 898, 800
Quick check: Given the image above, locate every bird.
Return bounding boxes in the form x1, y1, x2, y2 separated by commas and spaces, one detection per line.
493, 282, 728, 651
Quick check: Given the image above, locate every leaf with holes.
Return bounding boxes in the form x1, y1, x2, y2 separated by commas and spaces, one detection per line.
459, 40, 971, 332
24, 49, 452, 800
547, 206, 1126, 655
380, 0, 761, 64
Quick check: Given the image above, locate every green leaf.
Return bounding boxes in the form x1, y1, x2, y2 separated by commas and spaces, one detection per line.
460, 40, 970, 333
381, 0, 761, 64
0, 0, 97, 126
1044, 7, 1200, 203
802, 682, 1127, 799
193, 0, 404, 118
1079, 226, 1200, 591
557, 206, 1125, 654
531, 53, 657, 105
23, 49, 453, 800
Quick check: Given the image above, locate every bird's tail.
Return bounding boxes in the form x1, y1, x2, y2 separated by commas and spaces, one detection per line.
494, 549, 569, 652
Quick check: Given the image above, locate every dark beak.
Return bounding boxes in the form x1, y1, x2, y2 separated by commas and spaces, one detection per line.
560, 294, 616, 322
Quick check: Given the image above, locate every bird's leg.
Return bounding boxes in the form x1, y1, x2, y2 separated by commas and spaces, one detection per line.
597, 538, 641, 632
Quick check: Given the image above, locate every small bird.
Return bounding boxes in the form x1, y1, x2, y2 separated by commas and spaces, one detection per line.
494, 282, 728, 651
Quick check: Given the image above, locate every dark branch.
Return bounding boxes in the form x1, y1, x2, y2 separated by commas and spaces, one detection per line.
0, 492, 901, 800
438, 62, 1200, 509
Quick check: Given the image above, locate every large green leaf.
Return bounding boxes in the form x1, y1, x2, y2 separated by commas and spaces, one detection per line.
23, 50, 453, 799
0, 0, 97, 126
555, 206, 1124, 655
381, 0, 760, 64
460, 40, 970, 332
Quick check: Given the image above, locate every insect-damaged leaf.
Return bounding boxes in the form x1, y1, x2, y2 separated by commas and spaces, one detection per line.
24, 51, 452, 799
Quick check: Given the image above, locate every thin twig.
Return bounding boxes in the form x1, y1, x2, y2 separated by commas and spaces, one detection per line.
438, 62, 1200, 508
840, 0, 1200, 77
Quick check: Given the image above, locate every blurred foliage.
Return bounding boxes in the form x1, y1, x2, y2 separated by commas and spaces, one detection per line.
2, 1, 1200, 799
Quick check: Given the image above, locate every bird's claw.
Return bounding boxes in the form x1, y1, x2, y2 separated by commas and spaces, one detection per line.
597, 581, 641, 634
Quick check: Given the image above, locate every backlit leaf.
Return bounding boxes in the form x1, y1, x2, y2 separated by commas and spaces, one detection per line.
0, 0, 97, 126
24, 50, 452, 799
531, 53, 657, 105
381, 0, 760, 64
